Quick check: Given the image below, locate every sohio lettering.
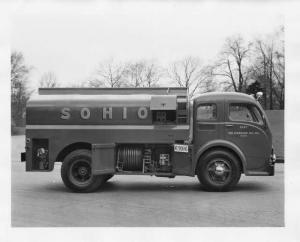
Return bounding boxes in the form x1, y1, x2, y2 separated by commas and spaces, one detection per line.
60, 107, 148, 120
80, 108, 90, 120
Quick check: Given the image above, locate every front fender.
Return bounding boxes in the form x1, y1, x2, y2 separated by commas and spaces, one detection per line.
193, 139, 247, 174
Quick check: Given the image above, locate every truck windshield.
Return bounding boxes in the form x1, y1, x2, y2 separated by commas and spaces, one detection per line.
250, 106, 264, 125
229, 104, 264, 125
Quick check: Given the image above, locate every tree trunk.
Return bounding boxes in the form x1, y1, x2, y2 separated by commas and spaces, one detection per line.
280, 88, 284, 109
263, 58, 267, 109
269, 60, 273, 110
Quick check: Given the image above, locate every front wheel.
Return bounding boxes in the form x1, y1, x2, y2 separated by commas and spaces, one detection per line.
196, 149, 241, 192
61, 149, 105, 193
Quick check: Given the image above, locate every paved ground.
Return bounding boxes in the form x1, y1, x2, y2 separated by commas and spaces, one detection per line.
11, 135, 284, 227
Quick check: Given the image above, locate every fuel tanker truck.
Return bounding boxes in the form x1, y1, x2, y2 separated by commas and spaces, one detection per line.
21, 87, 276, 192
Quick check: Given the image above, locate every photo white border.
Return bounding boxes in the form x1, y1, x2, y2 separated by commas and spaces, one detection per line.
1, 1, 300, 241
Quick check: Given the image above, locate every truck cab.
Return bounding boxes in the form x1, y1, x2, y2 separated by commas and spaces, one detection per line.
191, 92, 275, 191
21, 88, 275, 192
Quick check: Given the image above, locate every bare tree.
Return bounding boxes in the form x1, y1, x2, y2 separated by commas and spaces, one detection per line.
272, 48, 284, 109
124, 61, 146, 87
11, 51, 32, 127
198, 66, 218, 93
124, 61, 163, 87
90, 59, 126, 88
144, 62, 163, 87
88, 78, 105, 88
65, 80, 89, 88
253, 40, 274, 109
39, 71, 59, 88
251, 27, 284, 109
213, 36, 252, 92
169, 57, 210, 97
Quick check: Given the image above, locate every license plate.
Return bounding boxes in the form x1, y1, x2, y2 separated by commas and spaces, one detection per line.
174, 144, 188, 153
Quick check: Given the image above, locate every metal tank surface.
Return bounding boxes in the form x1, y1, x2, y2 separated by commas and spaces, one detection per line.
21, 87, 276, 193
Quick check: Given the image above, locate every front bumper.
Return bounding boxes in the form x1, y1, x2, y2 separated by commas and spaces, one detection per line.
267, 150, 276, 176
270, 153, 276, 165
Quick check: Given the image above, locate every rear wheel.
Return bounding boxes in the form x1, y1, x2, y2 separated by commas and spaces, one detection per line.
196, 149, 241, 191
61, 149, 105, 193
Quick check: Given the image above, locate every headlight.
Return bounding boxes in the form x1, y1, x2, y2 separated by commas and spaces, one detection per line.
270, 147, 276, 164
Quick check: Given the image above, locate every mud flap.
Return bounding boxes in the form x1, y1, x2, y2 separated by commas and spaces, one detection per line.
92, 143, 116, 175
172, 144, 194, 176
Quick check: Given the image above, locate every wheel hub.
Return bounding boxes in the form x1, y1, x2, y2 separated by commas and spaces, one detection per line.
207, 159, 232, 184
78, 166, 88, 176
215, 163, 225, 175
69, 160, 92, 185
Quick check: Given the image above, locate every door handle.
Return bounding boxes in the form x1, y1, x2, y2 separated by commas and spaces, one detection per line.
225, 124, 233, 127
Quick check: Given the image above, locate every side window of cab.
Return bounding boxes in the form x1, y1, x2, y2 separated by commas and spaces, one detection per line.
229, 103, 264, 125
196, 104, 217, 121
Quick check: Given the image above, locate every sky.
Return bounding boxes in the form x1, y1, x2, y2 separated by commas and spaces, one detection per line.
11, 1, 284, 89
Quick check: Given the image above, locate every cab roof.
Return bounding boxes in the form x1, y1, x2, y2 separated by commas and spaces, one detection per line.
193, 92, 257, 104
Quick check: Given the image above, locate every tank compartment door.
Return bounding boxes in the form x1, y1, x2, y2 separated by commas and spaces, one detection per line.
172, 144, 193, 176
92, 143, 116, 175
151, 95, 177, 124
150, 95, 177, 110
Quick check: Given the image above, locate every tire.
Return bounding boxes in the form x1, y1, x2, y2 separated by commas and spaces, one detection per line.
61, 149, 105, 193
196, 149, 241, 192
